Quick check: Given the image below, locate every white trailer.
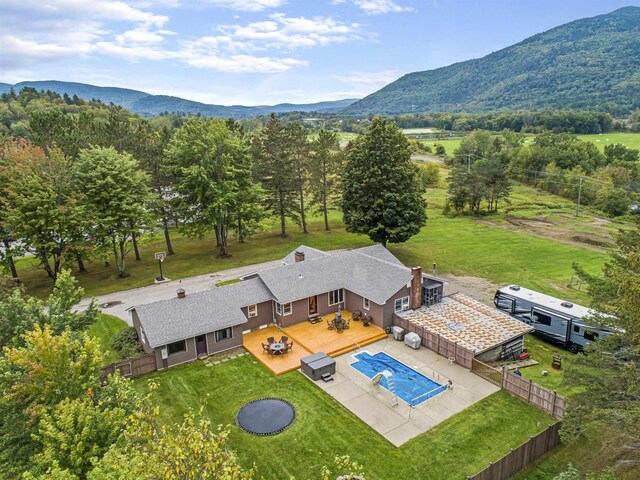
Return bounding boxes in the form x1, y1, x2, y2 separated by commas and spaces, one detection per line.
494, 285, 613, 353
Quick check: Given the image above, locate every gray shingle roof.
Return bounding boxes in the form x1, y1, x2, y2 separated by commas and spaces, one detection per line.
134, 245, 413, 347
135, 277, 273, 348
258, 246, 411, 305
282, 245, 330, 264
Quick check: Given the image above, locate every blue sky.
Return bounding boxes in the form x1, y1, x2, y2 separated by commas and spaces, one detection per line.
0, 0, 638, 105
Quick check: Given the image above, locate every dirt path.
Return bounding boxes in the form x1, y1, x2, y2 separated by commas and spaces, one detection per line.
441, 273, 501, 306
474, 215, 614, 253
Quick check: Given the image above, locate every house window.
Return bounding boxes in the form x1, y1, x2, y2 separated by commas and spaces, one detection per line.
215, 327, 233, 342
394, 296, 409, 312
363, 298, 370, 310
139, 326, 147, 345
167, 340, 186, 355
328, 289, 344, 306
276, 302, 292, 316
248, 304, 258, 318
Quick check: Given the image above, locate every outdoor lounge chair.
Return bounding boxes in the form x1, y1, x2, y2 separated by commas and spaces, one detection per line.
267, 336, 275, 344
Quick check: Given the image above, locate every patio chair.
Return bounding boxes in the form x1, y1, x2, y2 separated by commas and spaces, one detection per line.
266, 336, 275, 344
326, 319, 334, 330
362, 315, 371, 327
280, 336, 289, 344
343, 318, 350, 330
352, 310, 362, 321
286, 340, 294, 351
261, 343, 271, 354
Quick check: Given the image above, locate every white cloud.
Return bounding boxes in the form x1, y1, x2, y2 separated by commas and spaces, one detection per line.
0, 1, 364, 75
216, 13, 362, 50
177, 14, 360, 72
334, 69, 403, 86
339, 0, 414, 15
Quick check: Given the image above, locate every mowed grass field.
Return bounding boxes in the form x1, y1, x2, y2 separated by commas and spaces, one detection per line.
413, 132, 640, 157
134, 355, 553, 480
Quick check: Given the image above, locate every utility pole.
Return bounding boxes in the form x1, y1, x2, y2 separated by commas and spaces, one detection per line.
576, 176, 583, 217
466, 154, 471, 173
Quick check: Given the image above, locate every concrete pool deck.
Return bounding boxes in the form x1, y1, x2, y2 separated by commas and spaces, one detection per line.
307, 336, 500, 446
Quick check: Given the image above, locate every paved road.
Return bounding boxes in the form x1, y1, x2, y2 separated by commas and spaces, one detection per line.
75, 258, 285, 326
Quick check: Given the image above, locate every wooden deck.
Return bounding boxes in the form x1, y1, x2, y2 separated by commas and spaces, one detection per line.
243, 311, 388, 375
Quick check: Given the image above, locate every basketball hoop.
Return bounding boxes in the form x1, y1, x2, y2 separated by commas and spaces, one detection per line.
155, 252, 166, 281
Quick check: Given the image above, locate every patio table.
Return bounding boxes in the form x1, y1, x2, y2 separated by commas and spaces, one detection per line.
270, 342, 285, 354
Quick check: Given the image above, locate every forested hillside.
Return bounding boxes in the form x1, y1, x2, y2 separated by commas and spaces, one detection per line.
0, 81, 356, 118
344, 6, 640, 116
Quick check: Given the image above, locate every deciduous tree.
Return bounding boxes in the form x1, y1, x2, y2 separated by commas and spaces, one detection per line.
1, 139, 86, 281
75, 147, 155, 277
342, 118, 427, 247
165, 117, 263, 257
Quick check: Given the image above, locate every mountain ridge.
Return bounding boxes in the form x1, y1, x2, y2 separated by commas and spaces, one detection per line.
343, 6, 640, 115
0, 80, 357, 118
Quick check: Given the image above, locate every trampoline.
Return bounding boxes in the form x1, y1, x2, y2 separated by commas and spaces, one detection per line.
235, 398, 295, 436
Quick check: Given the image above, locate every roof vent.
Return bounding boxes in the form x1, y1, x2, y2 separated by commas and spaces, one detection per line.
509, 285, 521, 291
561, 302, 573, 308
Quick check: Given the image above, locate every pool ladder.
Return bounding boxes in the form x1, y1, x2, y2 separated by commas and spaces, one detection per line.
386, 373, 399, 407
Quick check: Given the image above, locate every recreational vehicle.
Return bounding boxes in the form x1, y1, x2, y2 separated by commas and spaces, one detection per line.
494, 285, 613, 353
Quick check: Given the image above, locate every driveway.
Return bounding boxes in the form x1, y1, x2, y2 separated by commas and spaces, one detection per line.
75, 258, 284, 325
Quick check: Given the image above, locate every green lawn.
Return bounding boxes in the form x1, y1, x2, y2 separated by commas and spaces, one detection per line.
517, 335, 578, 396
134, 356, 553, 480
416, 132, 640, 157
577, 132, 640, 152
87, 313, 128, 363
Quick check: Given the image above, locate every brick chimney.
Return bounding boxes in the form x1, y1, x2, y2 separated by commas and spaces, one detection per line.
410, 267, 422, 310
294, 251, 305, 263
177, 287, 186, 299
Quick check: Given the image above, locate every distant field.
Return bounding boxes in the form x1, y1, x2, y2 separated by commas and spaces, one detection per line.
577, 132, 640, 151
415, 132, 640, 157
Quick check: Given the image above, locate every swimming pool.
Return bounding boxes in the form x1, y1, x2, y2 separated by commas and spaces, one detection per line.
351, 351, 446, 406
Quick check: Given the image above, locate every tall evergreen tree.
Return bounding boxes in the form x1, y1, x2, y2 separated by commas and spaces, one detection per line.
309, 129, 341, 231
285, 122, 310, 234
565, 223, 640, 460
252, 115, 298, 237
342, 117, 427, 246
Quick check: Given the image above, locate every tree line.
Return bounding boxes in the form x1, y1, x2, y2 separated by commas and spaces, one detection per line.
445, 129, 640, 217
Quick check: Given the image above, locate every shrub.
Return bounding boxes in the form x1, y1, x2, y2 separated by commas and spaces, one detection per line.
110, 327, 143, 359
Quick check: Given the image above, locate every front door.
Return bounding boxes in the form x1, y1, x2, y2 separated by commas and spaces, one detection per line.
308, 295, 318, 315
196, 335, 207, 355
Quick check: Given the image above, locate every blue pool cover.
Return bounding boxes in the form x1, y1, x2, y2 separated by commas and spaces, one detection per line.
351, 352, 446, 406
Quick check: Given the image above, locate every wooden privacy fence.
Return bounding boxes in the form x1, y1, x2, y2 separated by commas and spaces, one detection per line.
503, 368, 566, 419
101, 353, 157, 380
393, 314, 474, 368
472, 358, 565, 419
467, 422, 562, 480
